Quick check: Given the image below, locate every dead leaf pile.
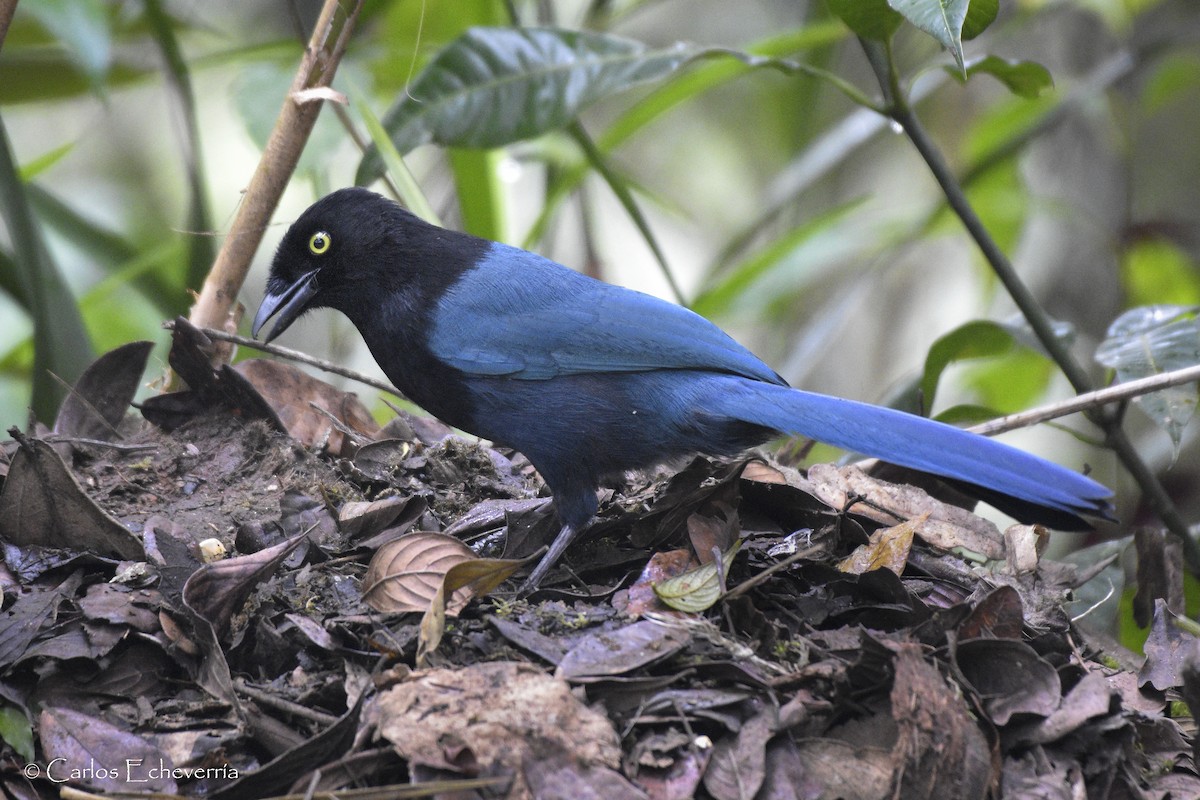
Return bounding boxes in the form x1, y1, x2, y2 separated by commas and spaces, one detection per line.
0, 337, 1195, 800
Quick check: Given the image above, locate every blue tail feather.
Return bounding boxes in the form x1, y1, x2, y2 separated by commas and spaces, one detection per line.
707, 380, 1113, 527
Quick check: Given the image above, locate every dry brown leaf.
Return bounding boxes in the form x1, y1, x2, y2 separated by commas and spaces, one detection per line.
809, 464, 1004, 559
740, 460, 789, 484
1004, 523, 1049, 574
236, 358, 379, 456
838, 514, 925, 576
0, 435, 144, 560
367, 662, 621, 793
416, 554, 526, 666
182, 533, 307, 637
361, 532, 475, 615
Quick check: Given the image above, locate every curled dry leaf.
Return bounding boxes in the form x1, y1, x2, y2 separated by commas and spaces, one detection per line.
416, 554, 527, 666
182, 532, 308, 637
361, 532, 476, 615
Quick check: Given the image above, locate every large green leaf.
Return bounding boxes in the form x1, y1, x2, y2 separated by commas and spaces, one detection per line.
888, 0, 969, 71
523, 22, 846, 248
917, 318, 1063, 415
826, 0, 903, 41
920, 320, 1017, 409
356, 27, 696, 185
961, 0, 999, 40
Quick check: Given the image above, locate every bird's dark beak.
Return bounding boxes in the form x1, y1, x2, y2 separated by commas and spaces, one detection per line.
252, 270, 320, 343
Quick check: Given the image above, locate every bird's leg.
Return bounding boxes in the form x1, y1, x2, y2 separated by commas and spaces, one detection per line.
519, 521, 581, 593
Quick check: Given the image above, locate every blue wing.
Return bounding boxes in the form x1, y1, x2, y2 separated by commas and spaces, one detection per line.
429, 242, 785, 385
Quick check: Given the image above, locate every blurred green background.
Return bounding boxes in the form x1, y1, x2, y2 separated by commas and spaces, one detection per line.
1, 0, 1199, 562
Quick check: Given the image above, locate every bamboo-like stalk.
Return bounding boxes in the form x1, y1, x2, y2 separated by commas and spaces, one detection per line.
186, 0, 364, 366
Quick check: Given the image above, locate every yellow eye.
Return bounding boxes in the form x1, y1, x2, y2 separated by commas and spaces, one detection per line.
308, 231, 331, 255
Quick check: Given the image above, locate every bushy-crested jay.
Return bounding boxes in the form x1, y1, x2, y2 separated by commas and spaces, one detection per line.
253, 188, 1113, 588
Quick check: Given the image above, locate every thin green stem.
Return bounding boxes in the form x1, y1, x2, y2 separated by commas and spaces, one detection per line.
568, 121, 686, 305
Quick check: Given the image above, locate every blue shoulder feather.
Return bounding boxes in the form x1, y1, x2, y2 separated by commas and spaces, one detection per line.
428, 243, 784, 385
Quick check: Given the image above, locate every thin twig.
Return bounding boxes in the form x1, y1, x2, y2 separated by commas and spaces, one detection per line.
163, 320, 404, 399
970, 363, 1200, 437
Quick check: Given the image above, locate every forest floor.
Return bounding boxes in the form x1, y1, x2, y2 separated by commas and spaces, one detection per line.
0, 325, 1196, 800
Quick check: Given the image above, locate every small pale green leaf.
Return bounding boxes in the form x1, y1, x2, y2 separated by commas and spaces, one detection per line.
888, 0, 969, 71
1096, 306, 1200, 454
654, 541, 740, 613
826, 0, 904, 41
950, 56, 1054, 99
232, 62, 349, 175
357, 27, 697, 184
961, 0, 999, 40
1142, 53, 1200, 115
0, 704, 34, 762
17, 142, 74, 181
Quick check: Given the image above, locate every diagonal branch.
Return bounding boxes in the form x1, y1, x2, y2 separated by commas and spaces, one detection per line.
858, 38, 1198, 572
187, 0, 364, 366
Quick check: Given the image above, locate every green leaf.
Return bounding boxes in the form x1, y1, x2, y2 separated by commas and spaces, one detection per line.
0, 115, 95, 421
1142, 52, 1200, 114
931, 403, 1004, 425
888, 0, 969, 71
0, 55, 148, 105
353, 92, 441, 226
826, 0, 903, 41
0, 704, 34, 763
921, 320, 1017, 410
143, 0, 213, 296
356, 27, 697, 185
950, 56, 1054, 99
654, 541, 740, 613
691, 199, 866, 318
19, 0, 113, 86
16, 142, 74, 181
1121, 238, 1200, 308
1096, 306, 1200, 454
961, 0, 999, 40
523, 22, 849, 248
232, 62, 350, 176
963, 347, 1054, 414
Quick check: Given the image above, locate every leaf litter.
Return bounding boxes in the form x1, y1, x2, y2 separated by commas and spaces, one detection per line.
0, 332, 1195, 799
